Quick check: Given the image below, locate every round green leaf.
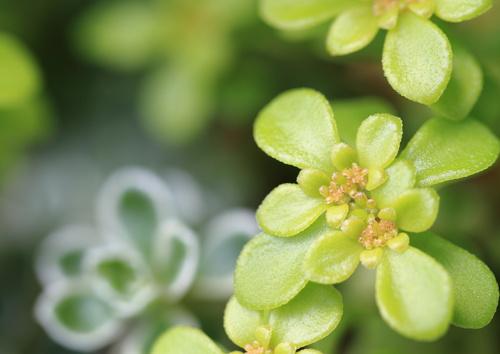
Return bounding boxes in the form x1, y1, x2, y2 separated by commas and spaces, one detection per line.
235, 219, 329, 310
297, 169, 330, 198
401, 118, 500, 187
392, 188, 439, 233
224, 297, 264, 348
257, 184, 327, 237
356, 114, 403, 169
382, 12, 452, 105
431, 46, 483, 120
371, 159, 416, 208
304, 231, 362, 284
151, 327, 223, 354
412, 232, 499, 329
260, 0, 353, 30
327, 6, 379, 56
254, 88, 339, 172
0, 33, 41, 107
270, 283, 343, 348
376, 248, 453, 341
435, 0, 492, 22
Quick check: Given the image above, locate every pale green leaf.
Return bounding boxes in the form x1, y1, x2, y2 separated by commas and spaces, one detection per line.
257, 184, 327, 237
270, 283, 343, 347
254, 88, 339, 172
356, 114, 403, 169
382, 12, 452, 105
297, 169, 330, 198
304, 231, 362, 284
376, 248, 453, 341
327, 6, 379, 56
401, 118, 500, 187
224, 297, 264, 348
260, 0, 354, 30
151, 327, 224, 354
412, 232, 499, 329
371, 159, 416, 208
392, 188, 439, 233
235, 219, 329, 310
431, 46, 483, 120
435, 0, 492, 22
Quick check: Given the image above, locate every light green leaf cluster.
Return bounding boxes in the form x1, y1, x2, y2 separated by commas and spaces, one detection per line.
235, 88, 499, 341
260, 0, 491, 111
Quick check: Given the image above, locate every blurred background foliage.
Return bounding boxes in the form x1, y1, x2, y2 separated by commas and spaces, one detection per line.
0, 0, 498, 353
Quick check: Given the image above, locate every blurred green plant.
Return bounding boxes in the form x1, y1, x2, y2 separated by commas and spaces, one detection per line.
35, 167, 257, 352
234, 89, 499, 341
259, 0, 490, 113
73, 0, 254, 145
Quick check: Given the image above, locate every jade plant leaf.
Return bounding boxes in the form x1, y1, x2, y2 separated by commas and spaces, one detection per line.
382, 12, 452, 105
235, 219, 329, 310
434, 0, 492, 22
260, 0, 353, 30
256, 184, 327, 237
254, 88, 339, 172
376, 248, 453, 341
151, 327, 224, 354
356, 113, 402, 169
392, 188, 439, 233
304, 231, 362, 284
431, 46, 483, 120
326, 6, 379, 56
412, 233, 499, 329
401, 118, 500, 187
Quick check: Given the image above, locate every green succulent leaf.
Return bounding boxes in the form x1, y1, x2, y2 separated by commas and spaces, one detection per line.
376, 248, 453, 341
412, 233, 499, 329
332, 97, 396, 147
356, 113, 403, 169
326, 6, 379, 56
392, 188, 439, 233
151, 327, 223, 354
224, 296, 264, 348
304, 231, 362, 284
435, 0, 492, 22
257, 184, 327, 237
235, 219, 329, 310
371, 159, 416, 208
431, 46, 483, 120
382, 12, 452, 105
270, 283, 343, 348
401, 118, 500, 187
260, 0, 353, 30
254, 88, 339, 172
297, 169, 330, 198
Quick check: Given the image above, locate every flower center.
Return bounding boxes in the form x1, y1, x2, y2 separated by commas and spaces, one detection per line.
319, 163, 369, 205
359, 217, 398, 249
244, 343, 271, 354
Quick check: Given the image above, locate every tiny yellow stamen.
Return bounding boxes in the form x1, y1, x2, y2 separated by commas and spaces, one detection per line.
359, 218, 398, 249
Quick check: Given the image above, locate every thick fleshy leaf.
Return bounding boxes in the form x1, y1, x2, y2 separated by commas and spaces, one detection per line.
327, 6, 379, 56
376, 248, 453, 341
257, 184, 327, 237
435, 0, 492, 22
371, 159, 416, 208
356, 114, 402, 169
260, 0, 353, 30
431, 46, 483, 120
401, 118, 500, 187
297, 169, 330, 198
332, 97, 395, 146
392, 188, 439, 233
224, 296, 265, 348
270, 283, 343, 347
235, 219, 329, 310
412, 233, 499, 329
35, 281, 122, 351
382, 12, 452, 105
254, 88, 339, 172
151, 327, 224, 354
304, 231, 362, 284
0, 33, 41, 107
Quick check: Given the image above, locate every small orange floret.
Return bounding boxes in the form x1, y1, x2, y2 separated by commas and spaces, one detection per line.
359, 218, 398, 249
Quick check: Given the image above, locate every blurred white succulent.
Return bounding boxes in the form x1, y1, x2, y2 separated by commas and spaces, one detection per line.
34, 167, 257, 352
